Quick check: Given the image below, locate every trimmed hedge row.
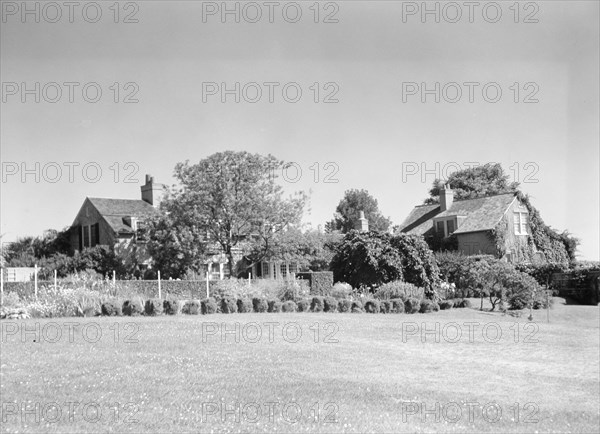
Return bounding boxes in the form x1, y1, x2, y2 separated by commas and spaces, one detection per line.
102, 296, 472, 316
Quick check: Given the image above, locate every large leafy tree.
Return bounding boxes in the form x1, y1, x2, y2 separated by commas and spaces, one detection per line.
2, 228, 71, 267
160, 151, 307, 276
330, 230, 440, 291
326, 189, 392, 233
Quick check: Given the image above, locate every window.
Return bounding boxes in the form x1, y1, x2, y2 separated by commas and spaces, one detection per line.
83, 225, 90, 248
262, 262, 270, 278
514, 212, 528, 235
288, 262, 298, 274
90, 223, 99, 247
280, 263, 288, 279
446, 220, 455, 235
135, 221, 148, 243
436, 221, 444, 235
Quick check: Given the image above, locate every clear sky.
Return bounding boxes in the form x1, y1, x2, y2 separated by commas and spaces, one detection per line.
1, 1, 598, 260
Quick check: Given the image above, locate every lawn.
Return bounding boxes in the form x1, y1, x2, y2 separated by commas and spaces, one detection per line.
0, 298, 598, 433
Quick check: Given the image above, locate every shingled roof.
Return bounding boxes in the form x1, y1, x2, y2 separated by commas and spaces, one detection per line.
399, 193, 517, 236
87, 197, 158, 234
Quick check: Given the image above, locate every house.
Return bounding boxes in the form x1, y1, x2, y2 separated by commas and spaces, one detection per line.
69, 174, 164, 253
398, 185, 541, 263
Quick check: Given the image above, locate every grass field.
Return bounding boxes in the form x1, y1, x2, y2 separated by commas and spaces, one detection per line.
0, 298, 598, 433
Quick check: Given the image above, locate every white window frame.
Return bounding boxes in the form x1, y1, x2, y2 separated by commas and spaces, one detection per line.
514, 212, 528, 235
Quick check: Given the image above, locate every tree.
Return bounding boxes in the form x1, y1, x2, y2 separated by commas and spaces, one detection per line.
424, 163, 519, 204
326, 189, 392, 233
2, 228, 72, 267
330, 230, 440, 292
164, 151, 307, 276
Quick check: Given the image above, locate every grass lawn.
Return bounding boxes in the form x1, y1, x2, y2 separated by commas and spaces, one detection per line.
1, 298, 598, 433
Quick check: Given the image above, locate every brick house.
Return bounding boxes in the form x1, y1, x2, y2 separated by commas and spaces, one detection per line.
398, 185, 541, 263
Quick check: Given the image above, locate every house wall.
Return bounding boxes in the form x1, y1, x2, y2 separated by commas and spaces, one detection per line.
498, 199, 536, 262
457, 232, 497, 256
70, 199, 116, 252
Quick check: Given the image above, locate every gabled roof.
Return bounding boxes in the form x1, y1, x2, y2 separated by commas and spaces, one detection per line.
84, 197, 158, 234
399, 193, 517, 236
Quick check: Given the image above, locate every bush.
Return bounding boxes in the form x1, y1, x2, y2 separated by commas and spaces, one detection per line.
297, 271, 334, 296
404, 297, 421, 314
390, 298, 405, 313
182, 300, 201, 315
268, 299, 283, 313
123, 298, 144, 316
201, 297, 218, 314
380, 300, 392, 314
163, 298, 182, 315
351, 300, 364, 313
220, 297, 238, 314
101, 299, 122, 316
439, 300, 454, 310
419, 299, 438, 313
311, 296, 325, 312
331, 282, 353, 299
374, 281, 424, 301
145, 298, 164, 316
364, 299, 381, 313
237, 298, 253, 313
452, 298, 471, 308
323, 297, 338, 313
338, 299, 352, 313
282, 300, 297, 312
296, 299, 310, 312
252, 297, 268, 313
278, 279, 310, 302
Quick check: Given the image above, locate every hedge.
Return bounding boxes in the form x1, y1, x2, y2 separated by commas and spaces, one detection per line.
144, 299, 164, 316
296, 272, 334, 296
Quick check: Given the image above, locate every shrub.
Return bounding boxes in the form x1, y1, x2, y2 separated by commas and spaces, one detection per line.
338, 299, 352, 313
123, 298, 144, 316
331, 282, 353, 299
163, 298, 182, 315
374, 281, 424, 301
252, 297, 268, 313
452, 298, 471, 308
439, 300, 454, 310
268, 299, 283, 313
323, 297, 338, 313
311, 296, 325, 312
237, 298, 253, 313
282, 300, 297, 312
296, 299, 310, 312
297, 271, 334, 296
380, 300, 392, 314
101, 299, 122, 316
390, 298, 405, 314
364, 299, 381, 313
351, 300, 364, 313
145, 298, 164, 316
220, 297, 238, 314
404, 297, 421, 314
278, 279, 310, 302
182, 300, 201, 315
419, 299, 437, 313
201, 297, 218, 314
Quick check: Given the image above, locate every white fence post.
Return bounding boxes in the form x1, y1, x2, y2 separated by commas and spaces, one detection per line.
54, 269, 57, 292
206, 271, 209, 298
158, 270, 162, 299
34, 264, 38, 298
248, 272, 251, 287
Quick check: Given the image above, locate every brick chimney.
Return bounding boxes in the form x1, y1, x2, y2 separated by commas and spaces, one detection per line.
440, 184, 454, 212
141, 174, 166, 208
355, 210, 369, 232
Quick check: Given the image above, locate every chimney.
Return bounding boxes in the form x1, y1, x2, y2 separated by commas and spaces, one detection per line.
141, 174, 166, 208
355, 210, 369, 232
440, 184, 454, 212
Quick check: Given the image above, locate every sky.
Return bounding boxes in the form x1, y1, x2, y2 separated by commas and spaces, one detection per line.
1, 0, 599, 260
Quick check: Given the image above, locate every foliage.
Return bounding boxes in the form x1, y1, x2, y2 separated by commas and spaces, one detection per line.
439, 300, 454, 310
268, 299, 283, 313
364, 299, 381, 313
163, 298, 182, 315
326, 189, 392, 233
145, 299, 164, 316
390, 298, 405, 313
374, 281, 424, 300
515, 262, 570, 288
331, 230, 439, 291
182, 300, 201, 315
220, 297, 238, 314
201, 297, 218, 314
237, 298, 253, 313
338, 299, 352, 312
310, 296, 325, 312
297, 271, 334, 296
123, 298, 144, 316
252, 297, 268, 313
281, 300, 297, 312
379, 300, 391, 313
351, 300, 364, 312
404, 297, 421, 314
168, 151, 307, 276
296, 299, 310, 312
330, 282, 353, 299
3, 228, 71, 267
323, 296, 338, 312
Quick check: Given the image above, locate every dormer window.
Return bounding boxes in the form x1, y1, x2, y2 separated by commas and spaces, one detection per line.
514, 212, 528, 235
434, 217, 458, 238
